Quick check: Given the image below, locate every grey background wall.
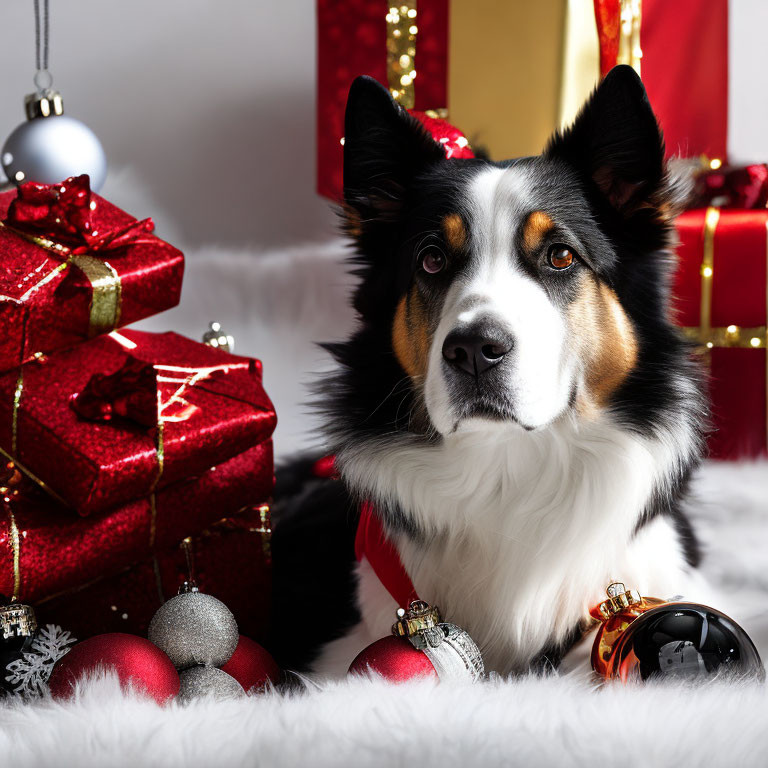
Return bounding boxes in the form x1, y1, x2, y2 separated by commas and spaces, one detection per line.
0, 1, 766, 254
0, 0, 336, 250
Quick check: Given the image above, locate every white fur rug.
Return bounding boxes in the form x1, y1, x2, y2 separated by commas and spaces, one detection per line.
1, 183, 766, 766
2, 669, 767, 768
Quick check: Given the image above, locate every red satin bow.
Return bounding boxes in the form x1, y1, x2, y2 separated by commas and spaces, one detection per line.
5, 174, 156, 254
691, 164, 768, 210
70, 357, 158, 429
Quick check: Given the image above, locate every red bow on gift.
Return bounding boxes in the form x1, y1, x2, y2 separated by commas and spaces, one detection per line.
691, 164, 768, 210
70, 357, 158, 429
5, 174, 156, 254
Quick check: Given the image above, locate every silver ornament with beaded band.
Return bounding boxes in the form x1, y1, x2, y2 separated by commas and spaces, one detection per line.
350, 600, 484, 682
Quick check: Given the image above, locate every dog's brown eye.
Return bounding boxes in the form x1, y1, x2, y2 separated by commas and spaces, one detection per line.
548, 245, 574, 270
422, 248, 446, 274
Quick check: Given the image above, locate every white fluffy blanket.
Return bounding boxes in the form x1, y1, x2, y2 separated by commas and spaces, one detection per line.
1, 222, 766, 766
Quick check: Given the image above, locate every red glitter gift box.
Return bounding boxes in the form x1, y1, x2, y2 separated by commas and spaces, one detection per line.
0, 440, 273, 605
673, 208, 768, 458
0, 328, 276, 515
37, 506, 272, 644
317, 1, 728, 201
0, 175, 184, 373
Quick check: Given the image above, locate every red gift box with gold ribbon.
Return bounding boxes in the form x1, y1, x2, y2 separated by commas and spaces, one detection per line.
36, 506, 272, 643
0, 440, 273, 605
0, 328, 276, 515
673, 208, 768, 458
317, 1, 730, 200
0, 175, 184, 373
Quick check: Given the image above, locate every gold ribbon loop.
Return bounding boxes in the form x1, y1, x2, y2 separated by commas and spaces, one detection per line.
69, 254, 122, 337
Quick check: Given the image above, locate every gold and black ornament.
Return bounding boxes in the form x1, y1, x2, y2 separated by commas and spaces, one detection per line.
591, 582, 765, 683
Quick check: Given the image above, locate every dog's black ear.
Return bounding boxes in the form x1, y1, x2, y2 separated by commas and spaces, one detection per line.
545, 65, 664, 214
343, 76, 444, 223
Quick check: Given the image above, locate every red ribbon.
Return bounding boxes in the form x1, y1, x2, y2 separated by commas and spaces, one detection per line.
312, 456, 418, 607
5, 174, 156, 255
355, 501, 419, 607
691, 164, 768, 210
70, 357, 158, 429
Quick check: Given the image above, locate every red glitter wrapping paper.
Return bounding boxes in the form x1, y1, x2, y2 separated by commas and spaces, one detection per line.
673, 209, 768, 458
0, 328, 276, 515
316, 0, 448, 200
38, 507, 272, 644
0, 176, 184, 373
0, 440, 273, 604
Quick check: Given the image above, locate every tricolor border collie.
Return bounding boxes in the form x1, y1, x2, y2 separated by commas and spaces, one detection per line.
272, 65, 707, 677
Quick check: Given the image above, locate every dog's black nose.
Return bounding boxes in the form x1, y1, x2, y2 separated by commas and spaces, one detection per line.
442, 324, 513, 376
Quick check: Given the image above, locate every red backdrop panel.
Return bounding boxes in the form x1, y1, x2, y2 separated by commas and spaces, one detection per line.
641, 0, 728, 160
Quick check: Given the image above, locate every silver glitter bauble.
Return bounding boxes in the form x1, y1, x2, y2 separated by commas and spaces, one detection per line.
2, 91, 107, 191
178, 665, 244, 702
148, 590, 239, 669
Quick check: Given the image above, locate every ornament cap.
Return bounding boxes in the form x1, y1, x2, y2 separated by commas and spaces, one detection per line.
202, 322, 234, 354
178, 580, 200, 595
24, 90, 64, 120
0, 602, 38, 640
391, 600, 442, 642
596, 582, 643, 620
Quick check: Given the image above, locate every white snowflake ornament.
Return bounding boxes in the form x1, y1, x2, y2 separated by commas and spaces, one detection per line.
4, 623, 76, 698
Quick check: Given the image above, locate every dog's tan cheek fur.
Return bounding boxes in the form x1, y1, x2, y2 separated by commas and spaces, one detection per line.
392, 287, 432, 380
568, 277, 638, 412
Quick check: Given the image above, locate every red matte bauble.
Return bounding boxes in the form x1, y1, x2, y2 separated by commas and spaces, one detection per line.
219, 635, 280, 692
348, 635, 437, 682
48, 633, 180, 704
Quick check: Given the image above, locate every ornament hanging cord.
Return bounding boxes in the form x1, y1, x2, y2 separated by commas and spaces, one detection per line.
33, 0, 52, 92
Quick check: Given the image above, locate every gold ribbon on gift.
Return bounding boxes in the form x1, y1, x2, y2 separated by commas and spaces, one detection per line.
385, 0, 640, 160
386, 3, 418, 110
5, 509, 21, 602
69, 255, 122, 337
0, 309, 68, 508
681, 207, 768, 449
148, 421, 165, 551
681, 207, 768, 353
0, 221, 124, 340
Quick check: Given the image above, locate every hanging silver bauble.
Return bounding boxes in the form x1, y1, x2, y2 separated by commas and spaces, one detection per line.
178, 665, 244, 702
1, 90, 107, 191
147, 585, 239, 670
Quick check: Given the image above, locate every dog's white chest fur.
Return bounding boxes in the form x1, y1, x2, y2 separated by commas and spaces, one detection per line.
322, 414, 699, 676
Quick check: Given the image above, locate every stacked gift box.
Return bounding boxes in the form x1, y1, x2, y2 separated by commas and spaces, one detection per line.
0, 175, 276, 643
317, 0, 766, 459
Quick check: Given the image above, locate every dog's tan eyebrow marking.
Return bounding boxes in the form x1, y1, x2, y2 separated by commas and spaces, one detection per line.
442, 213, 467, 251
522, 210, 555, 252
